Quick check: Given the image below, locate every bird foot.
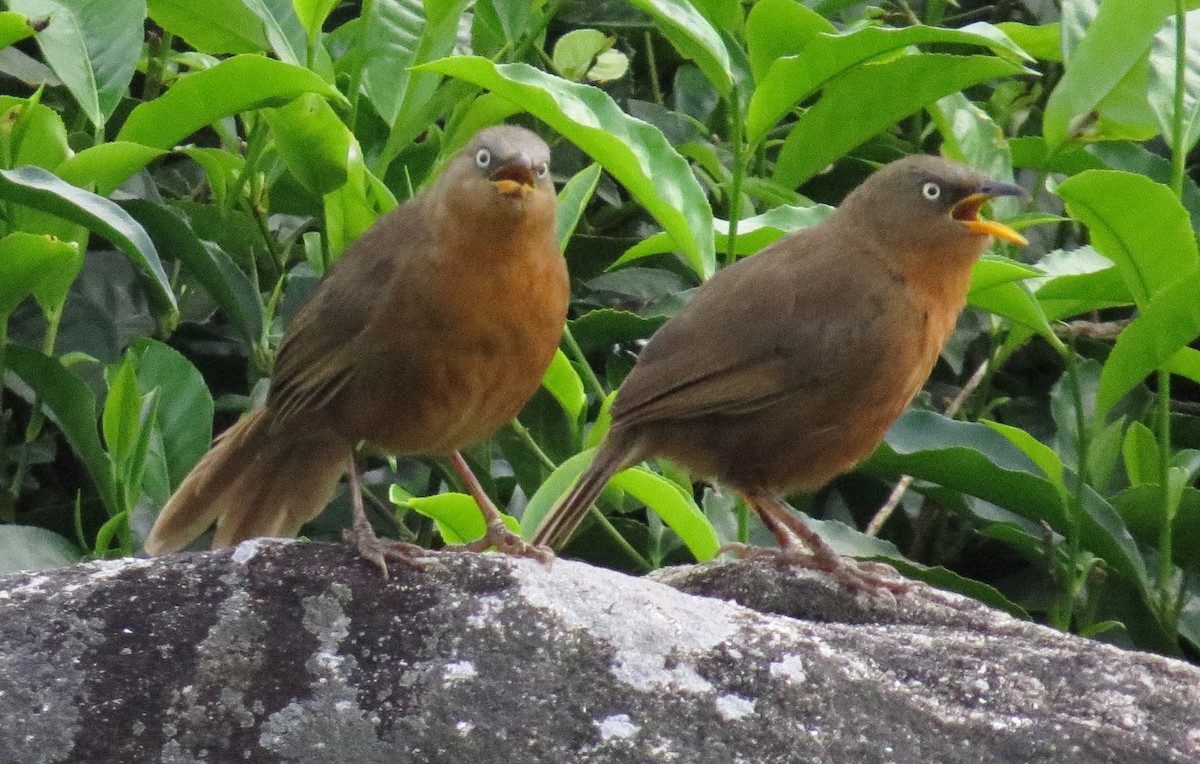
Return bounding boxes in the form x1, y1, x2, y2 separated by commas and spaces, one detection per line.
343, 525, 390, 578
718, 542, 912, 595
446, 522, 555, 563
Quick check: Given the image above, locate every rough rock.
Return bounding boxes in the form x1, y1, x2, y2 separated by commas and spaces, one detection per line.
0, 539, 1197, 763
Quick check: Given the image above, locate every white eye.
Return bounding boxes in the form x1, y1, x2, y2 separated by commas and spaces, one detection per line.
475, 148, 491, 168
535, 162, 549, 179
922, 181, 941, 201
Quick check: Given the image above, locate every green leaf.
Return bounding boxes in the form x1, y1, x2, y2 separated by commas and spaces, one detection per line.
8, 0, 145, 126
0, 95, 70, 169
0, 525, 83, 575
1043, 0, 1173, 148
773, 54, 1027, 188
969, 279, 1061, 348
552, 29, 612, 81
292, 0, 338, 37
748, 24, 1031, 146
556, 162, 601, 249
1122, 420, 1161, 487
418, 57, 716, 278
122, 200, 263, 344
117, 55, 347, 150
930, 92, 1021, 219
55, 142, 166, 197
520, 449, 595, 537
1096, 269, 1200, 418
1169, 346, 1200, 387
541, 349, 586, 424
744, 0, 834, 83
1057, 170, 1198, 306
0, 232, 79, 317
983, 419, 1066, 493
360, 0, 472, 126
0, 166, 176, 313
969, 255, 1042, 292
616, 203, 832, 268
1147, 10, 1200, 153
147, 0, 270, 54
399, 491, 519, 545
996, 21, 1062, 62
4, 344, 118, 514
870, 409, 1067, 528
627, 0, 732, 98
263, 93, 351, 195
1113, 484, 1200, 570
103, 356, 141, 473
127, 338, 214, 500
242, 0, 305, 64
322, 140, 396, 259
0, 11, 36, 50
1032, 246, 1132, 321
610, 467, 718, 562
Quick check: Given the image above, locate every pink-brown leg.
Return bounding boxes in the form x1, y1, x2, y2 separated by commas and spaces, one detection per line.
342, 453, 437, 576
445, 451, 553, 562
721, 491, 912, 594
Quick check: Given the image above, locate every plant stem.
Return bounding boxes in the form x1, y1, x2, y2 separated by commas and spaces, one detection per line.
644, 31, 665, 106
724, 90, 746, 269
510, 418, 556, 471
593, 507, 653, 571
562, 325, 607, 400
345, 0, 375, 130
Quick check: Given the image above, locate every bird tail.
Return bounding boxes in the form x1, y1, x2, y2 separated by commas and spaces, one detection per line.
532, 439, 630, 550
143, 407, 346, 555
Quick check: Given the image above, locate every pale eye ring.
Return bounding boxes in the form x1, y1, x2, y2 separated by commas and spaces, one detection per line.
475, 148, 491, 168
535, 162, 549, 179
922, 181, 941, 200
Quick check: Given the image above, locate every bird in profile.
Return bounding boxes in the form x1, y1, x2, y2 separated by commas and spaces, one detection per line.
532, 155, 1027, 591
145, 125, 568, 572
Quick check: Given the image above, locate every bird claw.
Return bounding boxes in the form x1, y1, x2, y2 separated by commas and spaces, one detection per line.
446, 523, 555, 564
343, 526, 389, 578
718, 542, 912, 595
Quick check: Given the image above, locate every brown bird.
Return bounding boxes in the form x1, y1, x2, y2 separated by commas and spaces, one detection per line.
145, 125, 568, 571
532, 155, 1026, 590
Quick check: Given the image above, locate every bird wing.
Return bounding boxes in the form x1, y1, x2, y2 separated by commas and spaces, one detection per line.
269, 202, 427, 424
613, 238, 899, 428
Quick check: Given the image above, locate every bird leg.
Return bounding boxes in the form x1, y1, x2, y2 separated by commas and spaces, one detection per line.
444, 451, 553, 562
726, 491, 912, 594
342, 453, 437, 576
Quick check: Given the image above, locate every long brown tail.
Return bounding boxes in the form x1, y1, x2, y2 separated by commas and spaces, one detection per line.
143, 407, 347, 555
532, 439, 630, 550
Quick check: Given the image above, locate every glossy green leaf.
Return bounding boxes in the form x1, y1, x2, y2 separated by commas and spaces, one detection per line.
969, 255, 1041, 292
627, 0, 732, 98
996, 21, 1062, 62
0, 525, 83, 575
179, 147, 244, 208
122, 200, 262, 344
292, 0, 337, 36
128, 338, 214, 499
610, 467, 718, 562
400, 491, 520, 545
1169, 346, 1200, 386
970, 279, 1060, 347
1043, 0, 1172, 148
520, 449, 595, 537
1097, 268, 1200, 418
1147, 10, 1200, 153
147, 0, 270, 53
323, 141, 396, 259
4, 344, 117, 514
360, 0, 472, 125
0, 96, 70, 169
541, 349, 586, 423
418, 57, 716, 278
744, 0, 833, 82
1123, 420, 1161, 487
8, 0, 144, 126
242, 0, 305, 64
748, 24, 1031, 146
0, 11, 35, 50
870, 409, 1066, 528
773, 54, 1026, 188
117, 55, 347, 150
103, 356, 142, 474
1112, 484, 1200, 571
55, 142, 165, 196
983, 419, 1066, 492
616, 203, 832, 268
0, 232, 79, 316
556, 162, 601, 249
552, 29, 612, 81
263, 93, 351, 195
1057, 170, 1197, 306
0, 166, 176, 312
1032, 246, 1132, 321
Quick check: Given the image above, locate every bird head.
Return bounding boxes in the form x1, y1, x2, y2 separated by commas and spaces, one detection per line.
444, 125, 554, 210
841, 155, 1029, 259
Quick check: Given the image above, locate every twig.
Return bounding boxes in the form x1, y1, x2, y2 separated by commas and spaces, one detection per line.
1052, 319, 1131, 342
865, 358, 990, 536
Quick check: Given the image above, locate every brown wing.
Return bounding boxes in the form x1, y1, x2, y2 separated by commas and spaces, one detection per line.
612, 232, 904, 429
269, 202, 431, 424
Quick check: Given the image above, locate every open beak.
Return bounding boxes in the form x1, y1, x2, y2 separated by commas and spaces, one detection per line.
952, 180, 1028, 246
490, 155, 537, 199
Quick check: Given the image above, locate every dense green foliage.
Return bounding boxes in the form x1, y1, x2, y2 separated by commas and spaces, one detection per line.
1, 0, 1199, 658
